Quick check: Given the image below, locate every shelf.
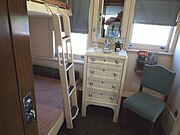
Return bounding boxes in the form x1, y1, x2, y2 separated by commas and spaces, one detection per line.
136, 59, 156, 64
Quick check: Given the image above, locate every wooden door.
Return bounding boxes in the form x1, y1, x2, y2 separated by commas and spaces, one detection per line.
0, 0, 38, 134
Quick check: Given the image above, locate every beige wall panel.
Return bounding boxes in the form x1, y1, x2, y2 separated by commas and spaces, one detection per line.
29, 17, 53, 58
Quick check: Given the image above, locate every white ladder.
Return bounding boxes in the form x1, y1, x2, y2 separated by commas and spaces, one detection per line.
52, 13, 79, 129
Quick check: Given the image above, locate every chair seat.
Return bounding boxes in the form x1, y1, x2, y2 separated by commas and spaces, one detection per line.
123, 92, 166, 123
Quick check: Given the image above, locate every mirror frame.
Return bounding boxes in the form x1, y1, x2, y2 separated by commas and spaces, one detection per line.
90, 0, 132, 45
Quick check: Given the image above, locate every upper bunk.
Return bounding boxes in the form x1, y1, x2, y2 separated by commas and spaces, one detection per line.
27, 0, 73, 62
27, 0, 72, 17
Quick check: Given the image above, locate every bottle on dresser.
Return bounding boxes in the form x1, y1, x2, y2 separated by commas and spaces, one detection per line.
115, 41, 123, 52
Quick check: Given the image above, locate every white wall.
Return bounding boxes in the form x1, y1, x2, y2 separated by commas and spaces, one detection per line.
161, 35, 180, 135
168, 35, 180, 116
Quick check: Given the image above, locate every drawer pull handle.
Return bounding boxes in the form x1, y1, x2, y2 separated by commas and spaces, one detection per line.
100, 93, 103, 95
103, 69, 105, 71
112, 85, 116, 89
110, 96, 114, 100
113, 73, 118, 77
91, 58, 95, 61
89, 82, 93, 85
89, 93, 93, 97
90, 70, 94, 73
115, 60, 120, 64
102, 81, 104, 83
104, 59, 106, 62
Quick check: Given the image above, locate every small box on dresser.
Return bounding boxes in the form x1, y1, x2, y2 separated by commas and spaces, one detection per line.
82, 47, 128, 122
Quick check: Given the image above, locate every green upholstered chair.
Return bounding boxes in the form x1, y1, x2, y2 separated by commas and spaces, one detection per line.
122, 64, 176, 133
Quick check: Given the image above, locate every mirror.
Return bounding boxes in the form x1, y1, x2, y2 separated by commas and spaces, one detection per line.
96, 0, 125, 39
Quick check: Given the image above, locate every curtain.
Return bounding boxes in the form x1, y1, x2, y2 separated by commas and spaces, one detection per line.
133, 0, 180, 26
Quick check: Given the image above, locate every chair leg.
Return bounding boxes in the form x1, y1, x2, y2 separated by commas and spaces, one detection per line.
149, 113, 163, 135
149, 122, 155, 135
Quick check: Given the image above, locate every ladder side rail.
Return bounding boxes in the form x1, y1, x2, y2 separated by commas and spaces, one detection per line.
66, 41, 73, 63
62, 13, 79, 119
52, 14, 66, 66
62, 14, 71, 37
69, 68, 77, 107
59, 66, 73, 128
53, 13, 74, 128
68, 40, 73, 63
52, 11, 79, 129
63, 14, 73, 63
65, 41, 70, 62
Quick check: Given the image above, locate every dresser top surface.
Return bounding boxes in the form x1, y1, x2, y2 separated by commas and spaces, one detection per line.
86, 47, 128, 59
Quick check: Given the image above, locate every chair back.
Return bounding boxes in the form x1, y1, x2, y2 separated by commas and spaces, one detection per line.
141, 65, 176, 96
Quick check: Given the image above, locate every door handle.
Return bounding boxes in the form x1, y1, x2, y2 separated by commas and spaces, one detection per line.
23, 92, 36, 125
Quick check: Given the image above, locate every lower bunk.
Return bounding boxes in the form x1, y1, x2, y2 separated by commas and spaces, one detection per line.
34, 75, 82, 135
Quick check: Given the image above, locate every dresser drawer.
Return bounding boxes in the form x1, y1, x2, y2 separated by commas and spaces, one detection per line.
87, 66, 122, 80
87, 78, 120, 92
85, 91, 118, 103
88, 56, 124, 66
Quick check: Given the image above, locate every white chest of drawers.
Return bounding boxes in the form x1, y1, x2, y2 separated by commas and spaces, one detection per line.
82, 47, 128, 122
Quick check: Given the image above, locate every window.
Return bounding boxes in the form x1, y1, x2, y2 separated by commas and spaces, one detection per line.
53, 0, 90, 57
130, 24, 175, 51
128, 0, 180, 52
53, 32, 88, 57
69, 0, 90, 55
71, 33, 88, 55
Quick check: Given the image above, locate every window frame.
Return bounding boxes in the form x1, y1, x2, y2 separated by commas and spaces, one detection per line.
125, 0, 180, 54
129, 24, 175, 52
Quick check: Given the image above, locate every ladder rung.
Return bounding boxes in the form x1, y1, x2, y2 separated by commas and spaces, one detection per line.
62, 36, 70, 41
68, 85, 75, 95
71, 106, 79, 120
66, 62, 73, 71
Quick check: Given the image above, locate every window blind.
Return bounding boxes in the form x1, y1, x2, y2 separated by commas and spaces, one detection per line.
133, 0, 180, 26
69, 0, 90, 34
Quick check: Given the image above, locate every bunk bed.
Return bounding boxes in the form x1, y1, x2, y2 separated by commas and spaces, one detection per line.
34, 73, 81, 135
34, 75, 64, 135
27, 1, 72, 16
27, 1, 80, 134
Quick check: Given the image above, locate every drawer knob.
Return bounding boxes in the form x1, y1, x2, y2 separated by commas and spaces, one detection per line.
115, 60, 120, 64
90, 70, 94, 73
104, 59, 106, 62
89, 93, 93, 97
89, 82, 93, 85
113, 73, 118, 77
112, 85, 116, 89
91, 58, 95, 61
101, 81, 104, 83
110, 96, 114, 100
103, 69, 105, 71
100, 93, 103, 95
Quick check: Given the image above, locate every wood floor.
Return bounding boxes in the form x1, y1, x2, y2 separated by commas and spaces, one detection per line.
33, 75, 64, 135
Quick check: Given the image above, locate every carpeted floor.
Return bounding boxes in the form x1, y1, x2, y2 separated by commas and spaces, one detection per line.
58, 95, 165, 135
